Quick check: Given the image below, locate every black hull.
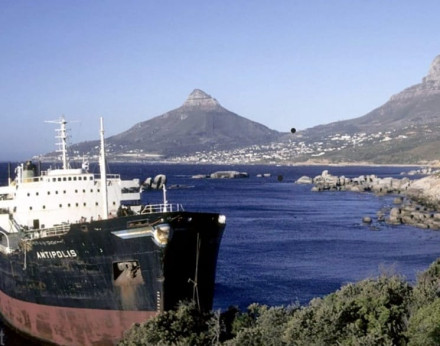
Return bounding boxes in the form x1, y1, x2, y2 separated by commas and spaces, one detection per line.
0, 211, 225, 345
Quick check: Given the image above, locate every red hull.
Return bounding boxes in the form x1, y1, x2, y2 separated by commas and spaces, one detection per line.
0, 290, 157, 345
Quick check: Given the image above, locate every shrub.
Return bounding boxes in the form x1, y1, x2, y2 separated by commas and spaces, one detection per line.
119, 301, 218, 346
283, 275, 412, 345
407, 298, 440, 346
412, 258, 440, 308
225, 303, 293, 346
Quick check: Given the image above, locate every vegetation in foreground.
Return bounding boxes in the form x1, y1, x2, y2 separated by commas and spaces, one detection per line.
119, 259, 440, 345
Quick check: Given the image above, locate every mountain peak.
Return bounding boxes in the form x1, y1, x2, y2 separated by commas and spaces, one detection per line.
390, 54, 440, 101
424, 55, 440, 82
182, 89, 221, 110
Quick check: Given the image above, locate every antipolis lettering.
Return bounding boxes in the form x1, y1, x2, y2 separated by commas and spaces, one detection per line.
36, 250, 77, 259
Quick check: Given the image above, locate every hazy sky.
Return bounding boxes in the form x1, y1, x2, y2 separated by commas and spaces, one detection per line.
1, 1, 439, 160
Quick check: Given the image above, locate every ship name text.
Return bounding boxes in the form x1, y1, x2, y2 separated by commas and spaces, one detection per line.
36, 250, 78, 259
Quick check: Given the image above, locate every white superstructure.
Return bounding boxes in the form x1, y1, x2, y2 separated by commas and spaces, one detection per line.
0, 117, 141, 234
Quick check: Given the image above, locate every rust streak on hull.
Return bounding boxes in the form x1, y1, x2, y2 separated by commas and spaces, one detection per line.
0, 290, 157, 345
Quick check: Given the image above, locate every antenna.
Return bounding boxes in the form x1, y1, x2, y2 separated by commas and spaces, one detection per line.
100, 117, 109, 219
45, 116, 69, 169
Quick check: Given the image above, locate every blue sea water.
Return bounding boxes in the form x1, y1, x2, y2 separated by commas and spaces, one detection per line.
132, 164, 440, 309
1, 162, 440, 343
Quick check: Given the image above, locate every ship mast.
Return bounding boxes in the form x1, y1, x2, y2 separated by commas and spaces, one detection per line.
45, 116, 69, 169
58, 117, 68, 170
99, 117, 109, 219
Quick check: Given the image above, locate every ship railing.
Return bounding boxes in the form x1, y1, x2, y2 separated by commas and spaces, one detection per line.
140, 203, 184, 214
26, 223, 71, 239
94, 173, 121, 180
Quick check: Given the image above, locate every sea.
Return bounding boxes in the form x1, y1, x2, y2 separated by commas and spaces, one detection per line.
1, 162, 440, 344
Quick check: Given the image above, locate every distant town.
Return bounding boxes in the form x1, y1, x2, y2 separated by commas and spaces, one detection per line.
40, 126, 418, 166
156, 129, 403, 164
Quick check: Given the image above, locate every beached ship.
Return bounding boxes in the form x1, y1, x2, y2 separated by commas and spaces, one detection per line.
0, 118, 226, 345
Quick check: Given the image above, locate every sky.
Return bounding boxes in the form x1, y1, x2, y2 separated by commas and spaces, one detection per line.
1, 0, 440, 160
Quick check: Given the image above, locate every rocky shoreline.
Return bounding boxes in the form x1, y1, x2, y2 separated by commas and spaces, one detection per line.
296, 170, 440, 230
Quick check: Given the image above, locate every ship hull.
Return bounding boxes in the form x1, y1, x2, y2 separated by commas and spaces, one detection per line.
0, 211, 225, 345
0, 290, 157, 345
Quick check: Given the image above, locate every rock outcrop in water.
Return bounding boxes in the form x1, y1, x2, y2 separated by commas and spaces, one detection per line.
192, 171, 249, 179
297, 170, 440, 230
298, 170, 411, 194
210, 171, 249, 179
386, 174, 440, 230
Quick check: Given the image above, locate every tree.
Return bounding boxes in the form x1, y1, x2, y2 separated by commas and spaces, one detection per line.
119, 301, 218, 346
283, 275, 412, 345
407, 298, 440, 346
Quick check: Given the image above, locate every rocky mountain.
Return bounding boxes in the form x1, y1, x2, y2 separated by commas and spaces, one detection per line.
71, 89, 282, 160
52, 54, 440, 165
288, 55, 440, 164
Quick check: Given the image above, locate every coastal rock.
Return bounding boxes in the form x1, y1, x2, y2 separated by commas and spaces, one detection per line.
405, 167, 438, 176
388, 207, 402, 224
362, 216, 372, 224
393, 197, 404, 204
377, 210, 386, 222
311, 170, 410, 194
210, 171, 249, 179
142, 174, 167, 190
406, 175, 440, 209
295, 176, 313, 184
192, 174, 209, 179
307, 169, 440, 230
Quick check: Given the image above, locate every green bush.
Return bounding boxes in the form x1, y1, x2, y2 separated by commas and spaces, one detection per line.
412, 258, 440, 308
225, 304, 294, 346
119, 260, 440, 345
283, 275, 412, 345
119, 301, 219, 346
407, 298, 440, 346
